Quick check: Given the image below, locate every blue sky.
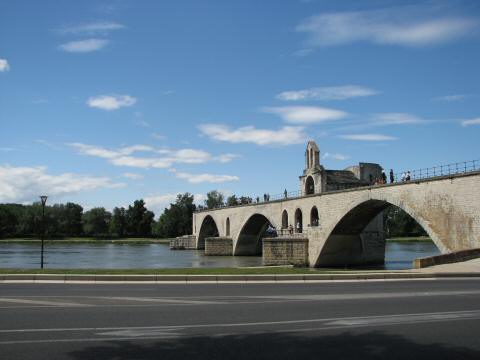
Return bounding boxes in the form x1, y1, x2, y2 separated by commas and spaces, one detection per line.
1, 0, 479, 215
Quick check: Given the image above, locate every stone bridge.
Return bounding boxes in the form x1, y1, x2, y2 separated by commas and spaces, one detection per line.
192, 171, 480, 267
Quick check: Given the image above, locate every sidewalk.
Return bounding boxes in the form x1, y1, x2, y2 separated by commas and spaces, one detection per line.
417, 258, 480, 273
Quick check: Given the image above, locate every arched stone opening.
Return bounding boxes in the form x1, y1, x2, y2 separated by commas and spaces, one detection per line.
198, 215, 219, 249
310, 206, 319, 227
305, 176, 315, 195
295, 208, 303, 233
314, 200, 440, 268
282, 210, 288, 229
234, 214, 273, 256
226, 217, 230, 236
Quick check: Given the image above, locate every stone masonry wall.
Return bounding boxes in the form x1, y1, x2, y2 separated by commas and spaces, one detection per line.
170, 235, 196, 250
263, 237, 309, 266
205, 237, 233, 256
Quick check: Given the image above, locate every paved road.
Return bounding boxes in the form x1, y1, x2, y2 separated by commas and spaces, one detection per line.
1, 279, 480, 359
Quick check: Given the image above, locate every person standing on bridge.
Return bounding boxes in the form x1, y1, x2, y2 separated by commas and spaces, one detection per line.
284, 189, 288, 199
381, 170, 387, 184
390, 169, 394, 183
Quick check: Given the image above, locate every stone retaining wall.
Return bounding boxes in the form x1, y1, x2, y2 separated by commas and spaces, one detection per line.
263, 237, 309, 266
413, 248, 480, 268
170, 235, 196, 250
205, 237, 233, 256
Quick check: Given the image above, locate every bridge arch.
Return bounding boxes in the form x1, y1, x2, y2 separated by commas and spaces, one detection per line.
314, 196, 445, 267
197, 215, 219, 249
295, 208, 303, 233
310, 206, 319, 227
282, 210, 288, 229
226, 217, 230, 236
305, 176, 315, 195
234, 213, 275, 256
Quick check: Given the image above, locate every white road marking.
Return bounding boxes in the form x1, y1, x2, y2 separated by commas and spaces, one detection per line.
1, 309, 479, 335
0, 298, 89, 307
246, 290, 480, 301
1, 310, 479, 345
103, 296, 224, 305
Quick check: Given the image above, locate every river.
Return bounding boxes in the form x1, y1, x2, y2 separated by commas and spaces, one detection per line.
0, 241, 440, 270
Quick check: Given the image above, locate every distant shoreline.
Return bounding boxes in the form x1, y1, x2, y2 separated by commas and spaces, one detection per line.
0, 237, 172, 244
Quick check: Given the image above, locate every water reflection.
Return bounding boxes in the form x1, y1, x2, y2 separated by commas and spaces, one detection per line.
0, 241, 440, 270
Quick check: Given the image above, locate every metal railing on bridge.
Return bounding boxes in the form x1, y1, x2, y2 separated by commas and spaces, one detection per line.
393, 159, 479, 183
199, 159, 479, 211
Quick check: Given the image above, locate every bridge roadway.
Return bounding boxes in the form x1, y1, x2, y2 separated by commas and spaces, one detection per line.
1, 280, 480, 359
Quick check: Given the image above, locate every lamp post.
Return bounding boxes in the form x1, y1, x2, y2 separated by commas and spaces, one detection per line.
40, 195, 48, 269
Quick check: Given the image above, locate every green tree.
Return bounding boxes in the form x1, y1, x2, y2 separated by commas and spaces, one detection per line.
126, 200, 154, 237
61, 203, 83, 236
204, 190, 224, 209
153, 193, 196, 238
82, 207, 111, 236
384, 206, 427, 237
0, 205, 19, 238
226, 195, 238, 207
110, 207, 127, 237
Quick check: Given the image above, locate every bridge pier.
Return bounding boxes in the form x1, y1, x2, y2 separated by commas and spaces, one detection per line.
205, 237, 233, 256
263, 237, 309, 266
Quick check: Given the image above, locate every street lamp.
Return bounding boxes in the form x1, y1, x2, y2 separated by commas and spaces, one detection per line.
40, 195, 48, 269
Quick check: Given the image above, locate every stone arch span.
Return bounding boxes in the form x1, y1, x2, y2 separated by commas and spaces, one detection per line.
197, 215, 219, 249
314, 197, 445, 267
234, 213, 275, 256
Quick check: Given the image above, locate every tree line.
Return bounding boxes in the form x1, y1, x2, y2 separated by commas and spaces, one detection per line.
0, 190, 426, 239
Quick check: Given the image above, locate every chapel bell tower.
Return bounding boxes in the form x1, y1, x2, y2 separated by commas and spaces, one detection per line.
299, 141, 324, 195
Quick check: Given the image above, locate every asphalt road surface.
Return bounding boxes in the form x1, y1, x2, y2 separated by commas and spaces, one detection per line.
1, 279, 480, 359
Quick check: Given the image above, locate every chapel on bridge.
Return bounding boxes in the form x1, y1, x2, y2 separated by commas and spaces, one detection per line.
299, 141, 383, 195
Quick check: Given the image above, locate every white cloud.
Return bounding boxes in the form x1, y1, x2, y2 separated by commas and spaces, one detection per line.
0, 59, 10, 72
276, 85, 378, 101
58, 21, 125, 35
297, 8, 477, 47
214, 153, 240, 163
69, 142, 233, 169
169, 169, 239, 184
322, 152, 350, 161
87, 94, 137, 111
0, 165, 124, 203
293, 48, 314, 57
151, 132, 166, 140
59, 38, 109, 53
122, 172, 144, 180
372, 113, 424, 125
433, 94, 468, 102
144, 192, 206, 215
263, 106, 347, 124
198, 124, 307, 146
461, 118, 480, 127
339, 134, 397, 141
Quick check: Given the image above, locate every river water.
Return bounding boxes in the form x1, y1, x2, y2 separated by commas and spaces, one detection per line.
0, 242, 440, 270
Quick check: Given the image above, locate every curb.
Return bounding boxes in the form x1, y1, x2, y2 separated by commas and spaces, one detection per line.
1, 272, 480, 283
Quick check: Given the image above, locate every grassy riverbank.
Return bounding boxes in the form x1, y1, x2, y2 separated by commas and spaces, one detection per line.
0, 237, 172, 244
0, 266, 395, 275
387, 236, 432, 242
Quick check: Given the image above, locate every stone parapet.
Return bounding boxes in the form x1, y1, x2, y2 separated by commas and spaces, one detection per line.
205, 237, 233, 256
263, 237, 309, 266
413, 248, 480, 268
170, 235, 196, 250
